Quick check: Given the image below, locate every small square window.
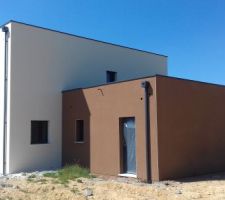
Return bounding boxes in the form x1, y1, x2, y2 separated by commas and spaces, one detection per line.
75, 120, 84, 142
106, 71, 117, 83
31, 121, 48, 144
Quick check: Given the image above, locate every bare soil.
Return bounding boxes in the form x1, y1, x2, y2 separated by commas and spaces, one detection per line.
1, 173, 225, 200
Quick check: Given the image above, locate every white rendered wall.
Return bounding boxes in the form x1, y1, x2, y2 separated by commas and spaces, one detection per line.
0, 30, 5, 174
8, 22, 167, 173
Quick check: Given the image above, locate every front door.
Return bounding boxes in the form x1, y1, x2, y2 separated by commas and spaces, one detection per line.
121, 117, 136, 174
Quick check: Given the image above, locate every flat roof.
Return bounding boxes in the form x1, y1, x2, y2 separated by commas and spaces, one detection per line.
1, 20, 167, 58
62, 75, 225, 93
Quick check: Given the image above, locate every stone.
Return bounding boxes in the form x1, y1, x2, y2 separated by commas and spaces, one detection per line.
0, 183, 13, 188
175, 190, 182, 195
83, 188, 93, 197
13, 185, 20, 189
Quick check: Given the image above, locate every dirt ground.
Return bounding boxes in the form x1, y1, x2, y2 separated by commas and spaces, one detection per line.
1, 172, 225, 200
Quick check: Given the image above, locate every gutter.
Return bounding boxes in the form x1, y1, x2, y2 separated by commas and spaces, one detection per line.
141, 81, 151, 183
2, 26, 9, 175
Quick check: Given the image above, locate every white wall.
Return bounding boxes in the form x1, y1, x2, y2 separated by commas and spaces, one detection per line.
0, 29, 5, 174
8, 21, 167, 173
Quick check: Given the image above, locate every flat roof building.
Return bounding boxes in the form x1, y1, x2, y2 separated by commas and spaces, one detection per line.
0, 21, 167, 175
63, 75, 225, 182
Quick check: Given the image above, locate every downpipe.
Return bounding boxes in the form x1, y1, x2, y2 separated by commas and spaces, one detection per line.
141, 81, 151, 183
2, 26, 9, 175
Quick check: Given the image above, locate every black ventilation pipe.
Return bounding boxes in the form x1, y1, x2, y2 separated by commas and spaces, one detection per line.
141, 81, 151, 183
2, 26, 9, 175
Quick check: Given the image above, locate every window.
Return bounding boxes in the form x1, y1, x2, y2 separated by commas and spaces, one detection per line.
75, 120, 84, 142
31, 121, 48, 144
106, 71, 117, 83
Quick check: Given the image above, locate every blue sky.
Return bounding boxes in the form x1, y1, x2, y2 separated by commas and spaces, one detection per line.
1, 0, 225, 84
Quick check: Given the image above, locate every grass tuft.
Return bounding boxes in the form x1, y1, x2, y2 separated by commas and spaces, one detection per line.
44, 165, 93, 184
43, 172, 58, 178
28, 174, 36, 179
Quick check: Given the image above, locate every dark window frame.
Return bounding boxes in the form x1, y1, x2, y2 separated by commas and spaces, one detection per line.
31, 120, 48, 144
75, 119, 84, 143
106, 71, 117, 83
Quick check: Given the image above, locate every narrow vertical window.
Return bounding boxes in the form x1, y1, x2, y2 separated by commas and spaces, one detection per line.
31, 121, 48, 144
75, 120, 84, 142
106, 71, 117, 83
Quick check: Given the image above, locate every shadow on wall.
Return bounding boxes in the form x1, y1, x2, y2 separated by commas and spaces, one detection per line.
62, 89, 91, 168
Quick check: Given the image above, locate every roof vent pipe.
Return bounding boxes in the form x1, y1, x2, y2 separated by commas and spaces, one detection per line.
141, 81, 151, 183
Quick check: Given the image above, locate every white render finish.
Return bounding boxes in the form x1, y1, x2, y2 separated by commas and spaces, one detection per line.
2, 21, 167, 173
0, 24, 12, 174
0, 30, 5, 174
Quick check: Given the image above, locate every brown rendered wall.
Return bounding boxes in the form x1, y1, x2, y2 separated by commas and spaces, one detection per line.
62, 90, 91, 168
62, 77, 159, 181
156, 76, 225, 180
63, 75, 225, 182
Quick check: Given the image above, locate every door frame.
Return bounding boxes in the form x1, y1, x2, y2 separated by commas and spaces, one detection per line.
119, 117, 136, 175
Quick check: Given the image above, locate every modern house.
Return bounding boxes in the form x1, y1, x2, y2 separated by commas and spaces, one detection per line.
2, 21, 225, 183
0, 21, 167, 175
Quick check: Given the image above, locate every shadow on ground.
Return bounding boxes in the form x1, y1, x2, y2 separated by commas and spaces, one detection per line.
178, 171, 225, 183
